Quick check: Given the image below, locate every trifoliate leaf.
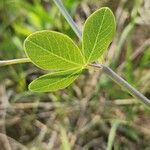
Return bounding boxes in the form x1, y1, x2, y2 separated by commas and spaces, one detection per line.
24, 7, 117, 92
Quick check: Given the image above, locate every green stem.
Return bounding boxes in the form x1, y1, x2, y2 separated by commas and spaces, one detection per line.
53, 0, 82, 39
0, 58, 31, 67
54, 0, 150, 106
91, 64, 150, 106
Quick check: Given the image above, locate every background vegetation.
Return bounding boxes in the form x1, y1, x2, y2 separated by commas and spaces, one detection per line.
0, 0, 150, 149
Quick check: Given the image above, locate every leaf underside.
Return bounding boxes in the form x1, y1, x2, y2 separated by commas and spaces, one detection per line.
82, 7, 116, 64
29, 69, 82, 92
24, 30, 85, 71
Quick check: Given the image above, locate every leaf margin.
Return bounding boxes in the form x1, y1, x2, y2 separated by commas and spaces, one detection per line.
29, 67, 83, 92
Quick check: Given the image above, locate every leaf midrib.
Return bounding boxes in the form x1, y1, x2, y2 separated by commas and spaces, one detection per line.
87, 8, 107, 63
26, 39, 83, 67
31, 68, 82, 91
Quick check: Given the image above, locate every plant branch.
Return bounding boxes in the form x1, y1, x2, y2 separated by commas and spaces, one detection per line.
90, 64, 150, 106
54, 0, 150, 105
0, 58, 31, 67
53, 0, 82, 39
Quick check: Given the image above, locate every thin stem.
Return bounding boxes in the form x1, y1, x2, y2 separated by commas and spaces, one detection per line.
90, 64, 150, 106
54, 0, 150, 105
0, 58, 31, 67
53, 0, 82, 39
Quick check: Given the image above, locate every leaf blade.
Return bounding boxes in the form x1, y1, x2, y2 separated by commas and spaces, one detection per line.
29, 68, 82, 92
82, 7, 116, 63
24, 30, 85, 70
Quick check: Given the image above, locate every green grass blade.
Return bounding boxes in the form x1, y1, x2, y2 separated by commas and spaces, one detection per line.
60, 126, 71, 150
107, 120, 120, 150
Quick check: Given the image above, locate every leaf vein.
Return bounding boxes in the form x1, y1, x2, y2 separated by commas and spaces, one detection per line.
27, 39, 82, 67
87, 9, 107, 62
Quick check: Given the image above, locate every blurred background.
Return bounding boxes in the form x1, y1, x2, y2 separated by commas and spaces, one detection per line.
0, 0, 150, 149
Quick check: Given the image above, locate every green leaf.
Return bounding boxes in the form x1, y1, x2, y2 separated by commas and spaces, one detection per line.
29, 68, 82, 92
82, 7, 116, 64
23, 7, 117, 92
24, 30, 85, 70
